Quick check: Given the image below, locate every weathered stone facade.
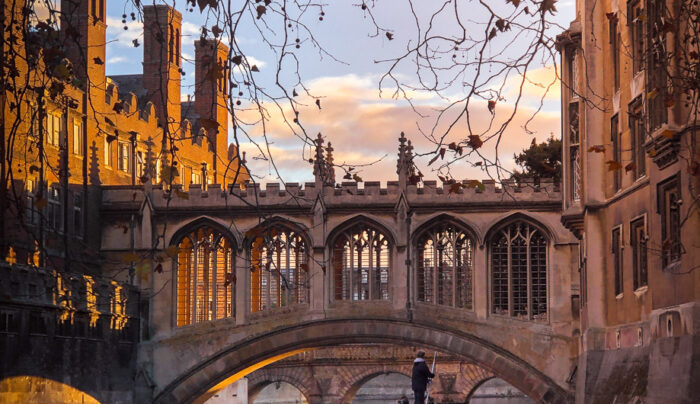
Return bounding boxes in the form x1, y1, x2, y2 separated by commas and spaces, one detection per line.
557, 0, 700, 402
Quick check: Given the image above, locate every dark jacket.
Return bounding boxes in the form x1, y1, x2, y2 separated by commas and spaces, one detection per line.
411, 358, 434, 391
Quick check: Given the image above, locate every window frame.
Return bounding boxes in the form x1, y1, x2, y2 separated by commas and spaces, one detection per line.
657, 173, 682, 269
415, 221, 475, 310
104, 137, 113, 167
630, 215, 648, 290
611, 114, 621, 191
611, 225, 624, 297
332, 223, 392, 303
175, 226, 236, 327
72, 119, 83, 156
488, 221, 549, 322
627, 0, 644, 74
629, 97, 646, 179
117, 141, 131, 173
609, 16, 620, 90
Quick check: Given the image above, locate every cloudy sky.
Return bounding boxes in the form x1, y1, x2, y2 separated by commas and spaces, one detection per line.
98, 0, 575, 185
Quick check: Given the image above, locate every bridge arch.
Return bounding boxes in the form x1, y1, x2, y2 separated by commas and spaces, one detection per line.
338, 367, 411, 404
153, 319, 570, 404
247, 371, 314, 404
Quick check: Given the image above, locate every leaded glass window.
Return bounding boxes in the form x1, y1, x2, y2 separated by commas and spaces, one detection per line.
490, 221, 548, 320
176, 226, 235, 326
333, 224, 390, 301
417, 222, 473, 309
250, 225, 308, 312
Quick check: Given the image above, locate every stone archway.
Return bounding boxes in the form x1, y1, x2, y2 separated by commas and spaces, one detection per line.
339, 368, 412, 404
153, 319, 572, 404
247, 368, 317, 403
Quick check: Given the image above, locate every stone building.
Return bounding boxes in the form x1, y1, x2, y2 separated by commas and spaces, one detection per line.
557, 0, 700, 401
1, 0, 698, 402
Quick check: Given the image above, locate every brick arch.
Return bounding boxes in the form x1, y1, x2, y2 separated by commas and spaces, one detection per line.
338, 366, 411, 404
247, 368, 316, 404
153, 319, 571, 404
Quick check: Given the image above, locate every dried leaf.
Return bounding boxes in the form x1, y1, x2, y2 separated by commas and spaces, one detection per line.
385, 32, 394, 40
224, 273, 236, 287
175, 189, 189, 199
154, 263, 163, 273
488, 100, 496, 113
251, 64, 259, 72
606, 160, 623, 171
200, 118, 220, 132
468, 134, 483, 149
121, 252, 140, 263
93, 57, 103, 65
352, 174, 363, 183
256, 5, 267, 19
439, 148, 446, 160
165, 245, 180, 258
231, 55, 242, 65
661, 130, 676, 139
467, 179, 485, 191
624, 162, 635, 173
588, 145, 606, 153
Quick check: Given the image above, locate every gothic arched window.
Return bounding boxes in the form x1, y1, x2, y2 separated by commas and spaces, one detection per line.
249, 225, 309, 313
176, 226, 235, 326
490, 221, 547, 320
417, 222, 474, 309
332, 224, 391, 301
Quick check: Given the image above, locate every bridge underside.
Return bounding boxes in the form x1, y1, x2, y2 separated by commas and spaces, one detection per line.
149, 318, 573, 404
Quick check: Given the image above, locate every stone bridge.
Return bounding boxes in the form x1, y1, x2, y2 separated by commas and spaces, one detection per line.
246, 345, 495, 403
100, 135, 579, 404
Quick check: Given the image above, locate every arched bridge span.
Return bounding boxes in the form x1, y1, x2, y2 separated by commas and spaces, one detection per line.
150, 318, 572, 404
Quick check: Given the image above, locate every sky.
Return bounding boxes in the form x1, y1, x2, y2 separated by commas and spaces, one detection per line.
97, 0, 576, 185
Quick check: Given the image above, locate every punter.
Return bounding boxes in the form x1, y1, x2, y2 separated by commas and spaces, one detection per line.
411, 350, 435, 404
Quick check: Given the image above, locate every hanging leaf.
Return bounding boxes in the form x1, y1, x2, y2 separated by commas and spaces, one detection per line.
175, 189, 189, 199
448, 142, 458, 150
121, 252, 140, 263
428, 154, 439, 166
251, 64, 259, 72
507, 0, 521, 7
661, 129, 676, 139
488, 27, 497, 41
624, 162, 635, 173
467, 179, 485, 191
385, 32, 394, 40
200, 118, 220, 132
224, 273, 236, 287
315, 99, 321, 109
468, 134, 483, 149
439, 147, 446, 159
606, 160, 623, 171
93, 57, 104, 65
587, 145, 606, 153
35, 197, 48, 210
487, 100, 496, 113
211, 25, 222, 37
154, 263, 163, 273
292, 88, 298, 97
132, 39, 140, 47
352, 174, 363, 182
231, 55, 242, 65
256, 5, 267, 19
165, 245, 180, 258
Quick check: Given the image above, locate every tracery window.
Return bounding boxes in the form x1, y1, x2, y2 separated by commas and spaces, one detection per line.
416, 222, 474, 309
250, 225, 309, 313
490, 221, 547, 320
333, 224, 390, 301
176, 226, 235, 326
